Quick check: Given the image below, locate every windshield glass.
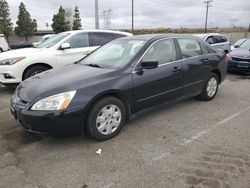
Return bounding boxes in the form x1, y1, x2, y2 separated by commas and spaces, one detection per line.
80, 39, 146, 69
240, 39, 250, 49
36, 33, 70, 48
234, 39, 246, 47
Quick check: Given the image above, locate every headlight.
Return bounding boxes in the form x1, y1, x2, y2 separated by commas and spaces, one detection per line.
31, 91, 76, 111
0, 57, 26, 65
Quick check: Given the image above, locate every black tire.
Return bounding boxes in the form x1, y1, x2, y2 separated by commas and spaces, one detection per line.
23, 65, 49, 80
199, 72, 219, 101
86, 96, 126, 141
0, 48, 3, 53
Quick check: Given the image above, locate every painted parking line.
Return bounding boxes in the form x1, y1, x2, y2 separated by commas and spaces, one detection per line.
180, 105, 250, 146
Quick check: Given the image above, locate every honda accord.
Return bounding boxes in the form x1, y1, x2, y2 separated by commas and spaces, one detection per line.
10, 34, 227, 141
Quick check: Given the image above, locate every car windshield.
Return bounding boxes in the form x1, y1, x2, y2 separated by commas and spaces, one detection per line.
239, 39, 250, 49
234, 39, 246, 47
80, 39, 146, 69
36, 33, 70, 48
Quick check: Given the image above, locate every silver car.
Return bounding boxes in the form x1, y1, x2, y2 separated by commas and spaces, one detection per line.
195, 33, 231, 53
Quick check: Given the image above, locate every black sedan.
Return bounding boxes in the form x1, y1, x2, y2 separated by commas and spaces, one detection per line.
10, 34, 227, 141
228, 38, 250, 74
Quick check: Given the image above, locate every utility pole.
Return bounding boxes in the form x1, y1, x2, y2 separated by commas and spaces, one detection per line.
95, 0, 99, 29
204, 0, 213, 33
132, 0, 134, 33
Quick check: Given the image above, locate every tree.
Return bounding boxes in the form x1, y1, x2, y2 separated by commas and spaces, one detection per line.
72, 6, 82, 30
51, 6, 70, 33
0, 0, 13, 43
15, 2, 37, 41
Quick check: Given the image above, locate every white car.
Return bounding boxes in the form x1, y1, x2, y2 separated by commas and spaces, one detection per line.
0, 34, 9, 52
33, 34, 55, 47
195, 33, 231, 53
0, 30, 132, 86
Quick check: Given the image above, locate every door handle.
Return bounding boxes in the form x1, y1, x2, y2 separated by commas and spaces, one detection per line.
171, 66, 181, 72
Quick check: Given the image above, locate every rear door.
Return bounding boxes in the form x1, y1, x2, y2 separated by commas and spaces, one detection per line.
133, 38, 184, 111
176, 38, 211, 95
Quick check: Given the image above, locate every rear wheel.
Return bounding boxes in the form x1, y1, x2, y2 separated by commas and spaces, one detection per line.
23, 65, 49, 80
0, 48, 3, 53
199, 73, 219, 101
86, 97, 126, 141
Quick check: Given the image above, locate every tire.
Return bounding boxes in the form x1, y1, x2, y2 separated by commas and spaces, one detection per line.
0, 48, 3, 53
199, 72, 219, 101
23, 65, 49, 80
86, 96, 126, 141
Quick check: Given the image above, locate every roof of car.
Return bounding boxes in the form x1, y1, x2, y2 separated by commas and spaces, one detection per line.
120, 33, 203, 41
194, 33, 225, 39
61, 29, 133, 36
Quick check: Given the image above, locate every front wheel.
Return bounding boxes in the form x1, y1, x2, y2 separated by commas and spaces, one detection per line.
199, 73, 219, 101
86, 97, 126, 141
23, 65, 49, 80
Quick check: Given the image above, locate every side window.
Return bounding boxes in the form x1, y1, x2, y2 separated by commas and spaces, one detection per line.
112, 33, 126, 40
66, 33, 89, 49
206, 36, 215, 44
142, 39, 177, 65
177, 38, 203, 58
90, 32, 114, 46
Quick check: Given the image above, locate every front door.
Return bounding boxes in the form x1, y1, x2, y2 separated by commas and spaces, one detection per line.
55, 33, 97, 66
133, 38, 184, 111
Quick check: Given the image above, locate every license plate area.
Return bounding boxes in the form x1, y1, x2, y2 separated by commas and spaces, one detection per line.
238, 62, 249, 68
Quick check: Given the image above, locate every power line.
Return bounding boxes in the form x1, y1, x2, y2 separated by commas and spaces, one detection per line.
204, 0, 213, 33
132, 0, 134, 33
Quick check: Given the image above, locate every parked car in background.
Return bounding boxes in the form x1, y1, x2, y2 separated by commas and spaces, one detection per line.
0, 30, 132, 86
33, 34, 55, 47
10, 41, 34, 49
231, 38, 248, 50
195, 33, 231, 53
10, 34, 227, 140
0, 34, 9, 52
227, 38, 250, 74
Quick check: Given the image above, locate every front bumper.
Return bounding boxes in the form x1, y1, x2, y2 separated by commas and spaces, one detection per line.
0, 65, 22, 84
227, 60, 250, 73
10, 100, 86, 135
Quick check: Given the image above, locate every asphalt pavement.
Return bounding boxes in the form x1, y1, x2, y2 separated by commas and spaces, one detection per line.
0, 73, 250, 188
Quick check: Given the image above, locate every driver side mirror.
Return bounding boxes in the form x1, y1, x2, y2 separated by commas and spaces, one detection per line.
234, 44, 239, 48
141, 60, 158, 69
60, 42, 70, 50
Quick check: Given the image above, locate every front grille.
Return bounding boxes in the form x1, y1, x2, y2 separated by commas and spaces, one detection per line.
232, 57, 250, 62
12, 94, 28, 109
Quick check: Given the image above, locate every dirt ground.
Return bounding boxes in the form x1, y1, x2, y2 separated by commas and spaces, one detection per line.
0, 73, 250, 188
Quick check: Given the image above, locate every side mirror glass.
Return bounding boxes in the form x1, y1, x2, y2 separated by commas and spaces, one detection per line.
141, 60, 158, 69
60, 42, 70, 50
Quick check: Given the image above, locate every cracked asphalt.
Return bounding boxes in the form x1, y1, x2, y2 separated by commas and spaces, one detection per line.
0, 73, 250, 188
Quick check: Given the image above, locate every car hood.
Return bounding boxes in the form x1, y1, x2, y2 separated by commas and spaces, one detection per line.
15, 64, 114, 102
230, 48, 250, 58
0, 48, 48, 60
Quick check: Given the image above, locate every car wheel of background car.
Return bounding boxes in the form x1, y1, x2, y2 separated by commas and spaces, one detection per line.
199, 72, 219, 101
23, 65, 49, 80
0, 48, 3, 53
86, 96, 126, 141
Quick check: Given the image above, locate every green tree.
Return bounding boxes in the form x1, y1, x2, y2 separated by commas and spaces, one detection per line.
0, 0, 13, 43
51, 6, 70, 33
15, 2, 37, 41
72, 6, 82, 30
